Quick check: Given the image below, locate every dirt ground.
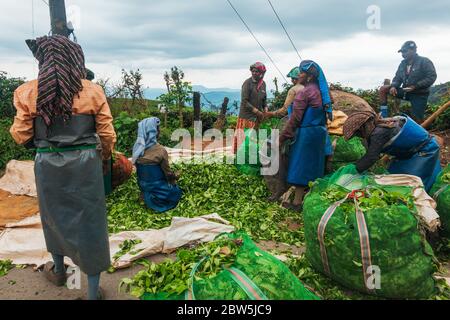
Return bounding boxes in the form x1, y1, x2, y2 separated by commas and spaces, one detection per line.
0, 242, 301, 300
433, 129, 450, 166
0, 254, 173, 300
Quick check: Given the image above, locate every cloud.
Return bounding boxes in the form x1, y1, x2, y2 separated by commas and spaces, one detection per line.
1, 0, 449, 91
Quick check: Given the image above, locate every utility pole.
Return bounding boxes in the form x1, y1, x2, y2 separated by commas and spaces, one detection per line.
193, 92, 201, 122
49, 0, 70, 37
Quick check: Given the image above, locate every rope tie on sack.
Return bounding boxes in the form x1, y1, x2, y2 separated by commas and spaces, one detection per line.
317, 189, 376, 294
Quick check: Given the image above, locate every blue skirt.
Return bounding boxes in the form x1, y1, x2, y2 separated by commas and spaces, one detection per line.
137, 164, 183, 213
287, 126, 327, 186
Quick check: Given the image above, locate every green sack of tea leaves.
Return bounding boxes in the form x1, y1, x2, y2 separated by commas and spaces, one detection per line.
430, 165, 450, 235
330, 136, 366, 171
120, 232, 318, 300
235, 119, 283, 177
303, 165, 437, 299
235, 128, 261, 177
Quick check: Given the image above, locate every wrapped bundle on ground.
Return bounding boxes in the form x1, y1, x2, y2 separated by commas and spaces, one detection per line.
430, 165, 450, 235
235, 128, 261, 176
235, 119, 282, 177
303, 165, 437, 299
331, 136, 366, 171
121, 232, 318, 300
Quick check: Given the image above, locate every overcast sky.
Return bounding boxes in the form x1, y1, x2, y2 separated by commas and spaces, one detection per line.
1, 0, 450, 91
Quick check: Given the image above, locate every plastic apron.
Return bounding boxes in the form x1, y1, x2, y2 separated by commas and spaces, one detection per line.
287, 106, 327, 186
288, 104, 333, 157
34, 115, 111, 276
136, 163, 183, 213
383, 115, 442, 191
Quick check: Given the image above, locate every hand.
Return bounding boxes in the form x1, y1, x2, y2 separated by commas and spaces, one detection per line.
403, 86, 415, 93
167, 174, 176, 185
389, 87, 398, 96
264, 111, 275, 119
253, 108, 265, 122
102, 159, 110, 176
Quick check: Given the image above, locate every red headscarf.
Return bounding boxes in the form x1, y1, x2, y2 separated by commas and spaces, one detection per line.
250, 62, 266, 91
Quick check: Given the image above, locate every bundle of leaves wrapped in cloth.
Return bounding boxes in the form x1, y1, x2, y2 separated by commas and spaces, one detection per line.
303, 165, 438, 299
120, 232, 318, 300
330, 136, 366, 171
430, 165, 450, 235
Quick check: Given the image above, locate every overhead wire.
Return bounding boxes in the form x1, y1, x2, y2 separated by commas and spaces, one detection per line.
267, 0, 302, 61
225, 0, 287, 83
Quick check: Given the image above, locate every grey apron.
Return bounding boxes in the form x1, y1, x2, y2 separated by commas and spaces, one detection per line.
34, 115, 111, 275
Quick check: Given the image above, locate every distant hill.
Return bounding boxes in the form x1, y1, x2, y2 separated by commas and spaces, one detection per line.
144, 84, 278, 115
144, 86, 242, 114
429, 82, 450, 105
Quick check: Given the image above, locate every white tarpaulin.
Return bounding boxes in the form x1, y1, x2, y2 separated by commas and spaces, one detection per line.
0, 213, 234, 269
166, 146, 233, 163
374, 174, 440, 232
0, 160, 36, 197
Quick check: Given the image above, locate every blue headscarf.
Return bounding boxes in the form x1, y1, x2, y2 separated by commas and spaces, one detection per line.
132, 117, 161, 164
299, 60, 333, 120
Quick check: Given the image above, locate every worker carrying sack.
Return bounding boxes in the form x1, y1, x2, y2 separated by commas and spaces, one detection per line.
303, 165, 438, 299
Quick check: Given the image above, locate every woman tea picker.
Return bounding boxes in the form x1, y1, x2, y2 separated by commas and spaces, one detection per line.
278, 60, 333, 211
263, 66, 334, 202
343, 110, 441, 192
10, 35, 116, 300
233, 62, 268, 153
132, 117, 183, 213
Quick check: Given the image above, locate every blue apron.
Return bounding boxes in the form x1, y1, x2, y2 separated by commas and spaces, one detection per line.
287, 106, 327, 186
383, 115, 441, 191
288, 104, 333, 156
136, 163, 183, 213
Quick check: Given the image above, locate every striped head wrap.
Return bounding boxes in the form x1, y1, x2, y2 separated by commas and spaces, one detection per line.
26, 35, 86, 126
343, 110, 378, 140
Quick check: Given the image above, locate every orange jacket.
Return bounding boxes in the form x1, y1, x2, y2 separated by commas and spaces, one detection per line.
10, 79, 117, 160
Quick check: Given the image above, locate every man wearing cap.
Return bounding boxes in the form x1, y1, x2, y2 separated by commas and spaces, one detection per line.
379, 41, 437, 123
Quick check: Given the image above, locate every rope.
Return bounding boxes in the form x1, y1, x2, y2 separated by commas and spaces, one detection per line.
267, 0, 302, 61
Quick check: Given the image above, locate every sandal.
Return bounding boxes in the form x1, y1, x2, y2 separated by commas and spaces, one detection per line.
43, 261, 67, 287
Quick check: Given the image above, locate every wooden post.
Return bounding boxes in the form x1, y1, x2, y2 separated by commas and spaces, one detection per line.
49, 0, 70, 37
422, 100, 450, 129
193, 92, 201, 122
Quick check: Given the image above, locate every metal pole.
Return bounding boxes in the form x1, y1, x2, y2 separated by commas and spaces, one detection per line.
49, 0, 69, 37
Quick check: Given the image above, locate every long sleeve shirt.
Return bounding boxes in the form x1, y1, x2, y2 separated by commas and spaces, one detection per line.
136, 143, 174, 180
355, 125, 401, 173
391, 54, 437, 94
274, 83, 305, 117
10, 79, 117, 160
280, 83, 322, 143
238, 77, 268, 121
